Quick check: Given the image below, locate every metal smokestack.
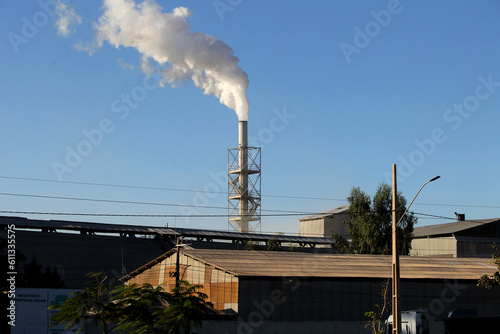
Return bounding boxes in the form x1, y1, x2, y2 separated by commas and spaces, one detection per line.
228, 121, 260, 233
238, 121, 249, 233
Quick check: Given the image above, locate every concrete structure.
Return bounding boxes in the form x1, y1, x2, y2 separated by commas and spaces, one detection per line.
299, 205, 350, 238
410, 218, 500, 258
122, 249, 500, 334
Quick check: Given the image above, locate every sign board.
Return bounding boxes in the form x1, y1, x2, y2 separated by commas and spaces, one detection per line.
12, 288, 82, 334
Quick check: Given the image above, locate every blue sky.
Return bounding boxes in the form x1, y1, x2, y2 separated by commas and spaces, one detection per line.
1, 0, 499, 235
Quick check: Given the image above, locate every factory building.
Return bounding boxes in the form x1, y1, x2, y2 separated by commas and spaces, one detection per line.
122, 248, 500, 334
0, 216, 333, 288
298, 205, 350, 238
410, 217, 500, 258
4, 214, 500, 333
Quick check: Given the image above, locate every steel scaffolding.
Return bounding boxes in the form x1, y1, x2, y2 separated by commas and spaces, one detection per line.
228, 146, 261, 233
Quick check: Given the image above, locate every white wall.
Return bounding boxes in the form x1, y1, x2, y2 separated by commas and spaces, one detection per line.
410, 237, 457, 257
299, 212, 349, 238
11, 288, 82, 334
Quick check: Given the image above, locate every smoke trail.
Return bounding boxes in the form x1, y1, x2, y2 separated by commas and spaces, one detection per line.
94, 0, 249, 120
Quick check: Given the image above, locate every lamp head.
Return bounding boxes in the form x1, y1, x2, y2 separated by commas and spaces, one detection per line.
429, 176, 440, 182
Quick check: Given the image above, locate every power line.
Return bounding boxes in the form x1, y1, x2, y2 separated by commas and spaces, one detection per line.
0, 208, 456, 222
0, 175, 343, 201
2, 175, 500, 209
0, 210, 310, 218
1, 176, 497, 223
412, 202, 500, 209
412, 212, 456, 220
0, 191, 226, 209
0, 191, 316, 214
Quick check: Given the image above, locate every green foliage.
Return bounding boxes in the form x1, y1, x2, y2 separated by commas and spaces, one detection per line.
1, 238, 64, 289
365, 308, 387, 334
49, 272, 118, 334
478, 243, 500, 289
267, 237, 283, 251
111, 282, 172, 333
288, 243, 301, 252
332, 183, 416, 255
157, 281, 214, 333
49, 272, 213, 334
365, 280, 390, 334
244, 239, 263, 251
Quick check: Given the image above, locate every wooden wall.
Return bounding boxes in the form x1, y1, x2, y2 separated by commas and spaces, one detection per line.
127, 252, 239, 311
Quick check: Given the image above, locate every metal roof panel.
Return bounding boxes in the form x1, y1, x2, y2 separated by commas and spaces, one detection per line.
299, 205, 350, 221
126, 249, 497, 281
413, 219, 500, 238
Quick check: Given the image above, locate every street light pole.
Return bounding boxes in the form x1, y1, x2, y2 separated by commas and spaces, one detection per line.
392, 164, 401, 334
392, 164, 440, 334
175, 237, 182, 334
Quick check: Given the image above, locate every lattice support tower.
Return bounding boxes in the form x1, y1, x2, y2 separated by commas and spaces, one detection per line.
228, 121, 261, 233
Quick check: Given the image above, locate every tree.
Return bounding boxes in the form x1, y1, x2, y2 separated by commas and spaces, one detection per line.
1, 237, 64, 289
49, 273, 213, 334
365, 279, 391, 334
111, 282, 173, 333
478, 243, 500, 289
244, 239, 263, 251
2, 238, 64, 332
288, 243, 301, 252
157, 281, 214, 334
267, 237, 283, 251
332, 183, 417, 255
18, 256, 65, 288
49, 272, 120, 333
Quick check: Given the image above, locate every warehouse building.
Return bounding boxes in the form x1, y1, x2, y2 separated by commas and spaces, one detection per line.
410, 217, 500, 258
298, 205, 350, 238
0, 216, 333, 288
122, 248, 500, 334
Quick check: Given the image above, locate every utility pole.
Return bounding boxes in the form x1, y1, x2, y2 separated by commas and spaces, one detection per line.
392, 164, 401, 334
175, 237, 181, 334
175, 236, 181, 290
391, 165, 440, 334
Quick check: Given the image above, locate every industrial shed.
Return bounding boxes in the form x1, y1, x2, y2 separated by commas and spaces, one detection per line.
0, 216, 333, 288
410, 218, 500, 258
298, 205, 350, 238
122, 249, 500, 334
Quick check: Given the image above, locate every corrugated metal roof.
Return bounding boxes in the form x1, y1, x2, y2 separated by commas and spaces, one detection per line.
0, 216, 171, 234
165, 227, 334, 244
0, 216, 333, 245
299, 205, 350, 221
125, 249, 497, 281
413, 219, 500, 238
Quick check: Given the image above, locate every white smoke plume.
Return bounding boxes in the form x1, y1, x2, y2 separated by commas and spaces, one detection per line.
55, 1, 82, 37
94, 0, 249, 120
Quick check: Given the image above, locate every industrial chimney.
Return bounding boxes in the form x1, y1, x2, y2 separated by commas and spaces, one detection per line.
228, 121, 261, 233
238, 121, 249, 232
